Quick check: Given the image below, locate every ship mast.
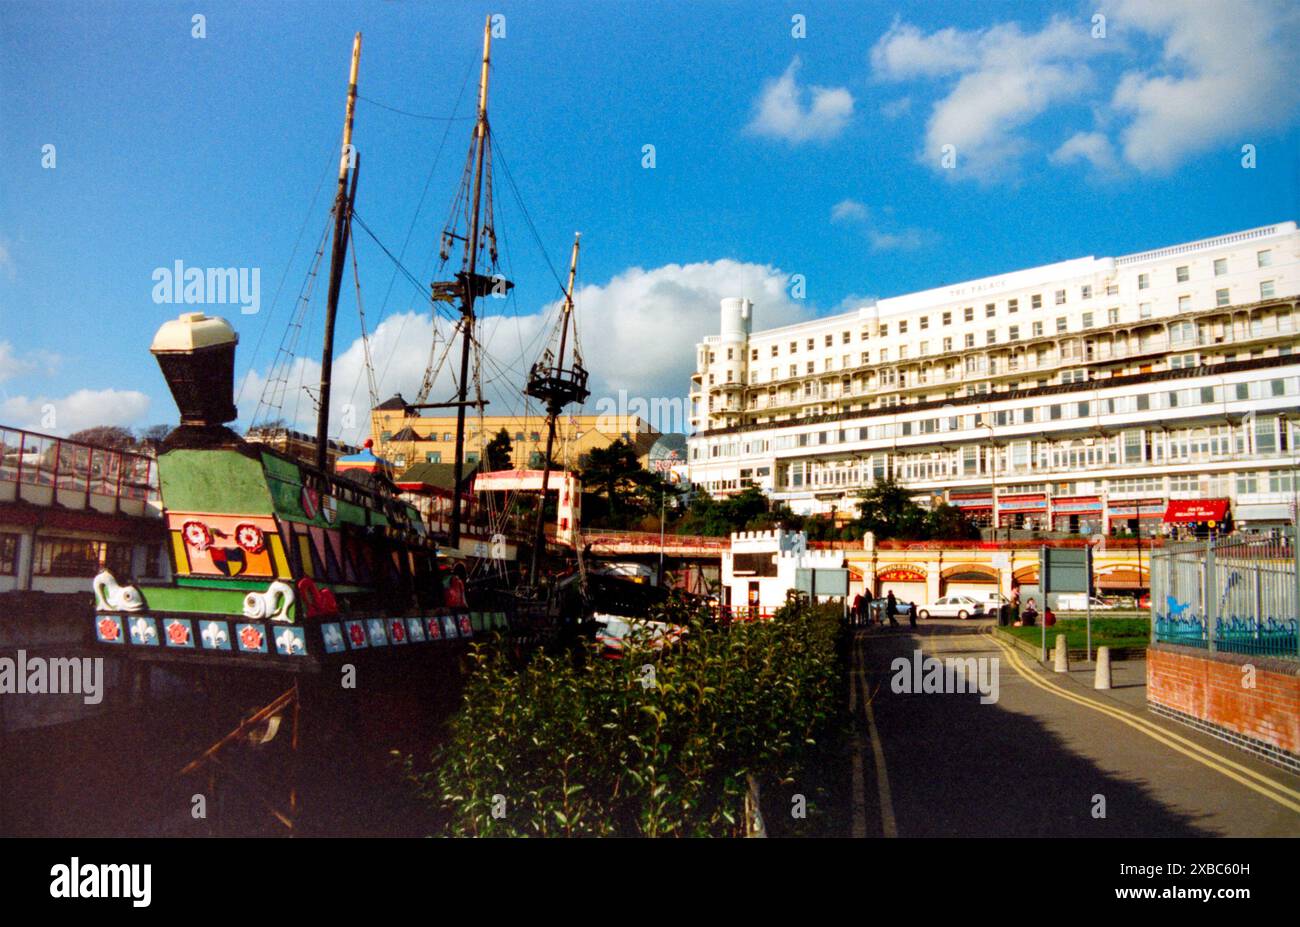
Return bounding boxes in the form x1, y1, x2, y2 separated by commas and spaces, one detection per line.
526, 233, 589, 584
314, 32, 363, 473
448, 17, 494, 547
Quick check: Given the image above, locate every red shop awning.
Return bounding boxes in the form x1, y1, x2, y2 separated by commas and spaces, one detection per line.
1163, 498, 1229, 523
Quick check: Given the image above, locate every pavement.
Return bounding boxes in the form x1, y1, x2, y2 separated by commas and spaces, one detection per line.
847, 619, 1300, 838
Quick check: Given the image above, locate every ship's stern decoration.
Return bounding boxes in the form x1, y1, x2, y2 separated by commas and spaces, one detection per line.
243, 580, 297, 623
93, 571, 146, 612
170, 514, 287, 579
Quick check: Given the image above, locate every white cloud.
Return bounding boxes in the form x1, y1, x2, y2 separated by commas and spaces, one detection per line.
0, 341, 60, 384
240, 260, 815, 443
831, 199, 869, 223
879, 96, 912, 119
867, 228, 931, 252
1051, 131, 1119, 171
871, 17, 1100, 180
2, 388, 151, 435
1107, 0, 1300, 171
747, 57, 854, 144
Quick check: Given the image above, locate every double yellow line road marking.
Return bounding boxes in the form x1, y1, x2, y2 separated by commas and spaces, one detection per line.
983, 626, 1300, 816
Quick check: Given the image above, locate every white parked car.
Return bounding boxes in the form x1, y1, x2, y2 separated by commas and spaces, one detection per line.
1055, 594, 1117, 611
917, 595, 986, 620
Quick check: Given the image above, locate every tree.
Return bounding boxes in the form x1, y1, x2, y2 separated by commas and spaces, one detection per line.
68, 426, 135, 449
579, 439, 660, 528
925, 502, 980, 541
853, 476, 929, 541
485, 428, 514, 472
139, 424, 172, 443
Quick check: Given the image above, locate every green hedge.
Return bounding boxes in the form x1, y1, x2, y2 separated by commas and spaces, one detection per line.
411, 597, 845, 836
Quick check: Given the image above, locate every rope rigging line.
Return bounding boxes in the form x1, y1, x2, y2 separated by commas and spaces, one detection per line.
356, 93, 475, 122
349, 220, 379, 413
238, 146, 338, 408
341, 57, 475, 412
251, 213, 334, 429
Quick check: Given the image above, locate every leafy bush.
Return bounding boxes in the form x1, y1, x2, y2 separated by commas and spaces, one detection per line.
411, 597, 845, 836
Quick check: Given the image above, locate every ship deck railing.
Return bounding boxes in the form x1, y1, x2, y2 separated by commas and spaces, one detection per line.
0, 424, 160, 518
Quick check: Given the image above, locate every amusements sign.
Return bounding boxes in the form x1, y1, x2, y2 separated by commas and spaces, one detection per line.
875, 566, 926, 584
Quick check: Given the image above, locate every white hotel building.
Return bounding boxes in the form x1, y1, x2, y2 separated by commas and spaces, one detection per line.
686, 222, 1300, 535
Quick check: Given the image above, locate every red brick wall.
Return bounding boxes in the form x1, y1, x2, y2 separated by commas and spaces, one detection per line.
1148, 645, 1300, 756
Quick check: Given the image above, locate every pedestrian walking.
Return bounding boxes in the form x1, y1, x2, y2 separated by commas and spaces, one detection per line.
886, 590, 899, 627
852, 592, 865, 627
908, 602, 918, 628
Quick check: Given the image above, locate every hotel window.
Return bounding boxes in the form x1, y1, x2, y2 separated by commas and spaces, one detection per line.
807, 339, 815, 350
1215, 288, 1230, 307
1008, 325, 1019, 341
771, 344, 778, 356
1261, 280, 1275, 299
1081, 285, 1092, 299
1049, 405, 1062, 421
860, 352, 869, 365
806, 362, 815, 374
879, 325, 888, 337
986, 329, 997, 345
1214, 258, 1227, 276
963, 307, 974, 322
1136, 394, 1149, 411
898, 346, 909, 360
1023, 407, 1035, 423
824, 335, 833, 347
1031, 294, 1042, 309
880, 348, 889, 362
1106, 284, 1119, 296
0, 533, 17, 575
789, 365, 797, 377
1032, 321, 1043, 337
942, 311, 952, 325
1108, 307, 1119, 324
842, 354, 850, 368
426, 451, 442, 463
1176, 265, 1189, 283
942, 337, 952, 352
964, 333, 975, 348
986, 304, 996, 318
1008, 298, 1018, 313
790, 341, 797, 353
920, 316, 929, 330
1138, 273, 1149, 290
1178, 295, 1191, 312
1056, 317, 1068, 333
1081, 312, 1094, 329
1055, 289, 1066, 305
726, 348, 733, 360
842, 331, 851, 344
770, 367, 778, 380
1140, 302, 1152, 318
824, 358, 834, 371
1258, 250, 1273, 268
898, 320, 908, 334
919, 341, 929, 355
751, 349, 758, 360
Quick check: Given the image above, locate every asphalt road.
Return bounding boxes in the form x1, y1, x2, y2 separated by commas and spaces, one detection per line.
848, 619, 1300, 838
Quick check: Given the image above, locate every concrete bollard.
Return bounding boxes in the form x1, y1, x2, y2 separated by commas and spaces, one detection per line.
1053, 634, 1069, 673
1094, 646, 1112, 690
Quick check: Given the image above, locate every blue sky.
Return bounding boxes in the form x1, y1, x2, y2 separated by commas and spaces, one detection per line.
2, 0, 1298, 439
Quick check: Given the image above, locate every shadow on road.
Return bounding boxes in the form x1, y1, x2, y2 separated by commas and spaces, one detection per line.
855, 622, 1212, 838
